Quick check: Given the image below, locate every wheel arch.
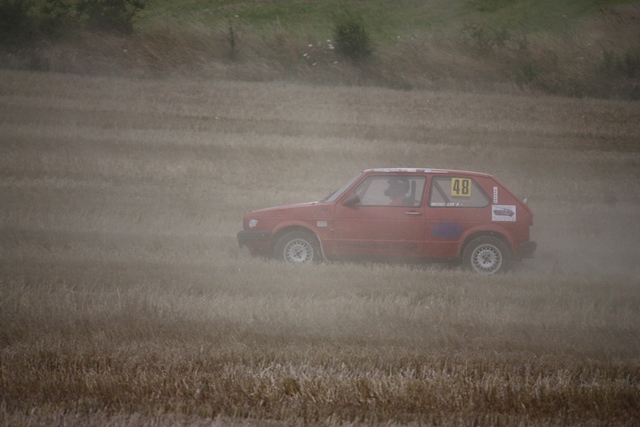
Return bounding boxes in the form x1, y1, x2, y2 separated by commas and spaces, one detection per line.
271, 225, 326, 260
458, 230, 513, 258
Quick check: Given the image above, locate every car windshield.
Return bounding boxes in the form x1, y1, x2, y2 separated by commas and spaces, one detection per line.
323, 172, 362, 203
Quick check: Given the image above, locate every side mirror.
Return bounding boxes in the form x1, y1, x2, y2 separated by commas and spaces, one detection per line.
343, 194, 361, 207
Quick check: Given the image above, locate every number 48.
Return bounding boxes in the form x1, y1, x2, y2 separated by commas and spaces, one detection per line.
451, 178, 471, 197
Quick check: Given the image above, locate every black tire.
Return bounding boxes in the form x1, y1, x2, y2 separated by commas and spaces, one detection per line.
273, 231, 319, 264
462, 236, 511, 274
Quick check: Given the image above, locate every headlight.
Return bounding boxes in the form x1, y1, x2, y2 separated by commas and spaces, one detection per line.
248, 219, 258, 229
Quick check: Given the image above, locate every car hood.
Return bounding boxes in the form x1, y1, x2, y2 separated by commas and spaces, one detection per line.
246, 201, 333, 218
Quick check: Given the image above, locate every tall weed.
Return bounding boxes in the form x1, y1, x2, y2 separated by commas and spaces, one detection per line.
333, 11, 373, 62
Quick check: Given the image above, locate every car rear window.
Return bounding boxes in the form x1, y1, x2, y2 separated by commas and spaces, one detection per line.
428, 176, 490, 208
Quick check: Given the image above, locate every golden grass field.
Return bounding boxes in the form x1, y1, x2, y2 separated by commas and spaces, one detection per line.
1, 69, 639, 426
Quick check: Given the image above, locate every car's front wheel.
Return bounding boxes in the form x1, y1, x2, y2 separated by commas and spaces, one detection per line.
273, 231, 319, 264
462, 236, 511, 274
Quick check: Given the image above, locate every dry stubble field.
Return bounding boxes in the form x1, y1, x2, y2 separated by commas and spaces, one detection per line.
1, 69, 639, 426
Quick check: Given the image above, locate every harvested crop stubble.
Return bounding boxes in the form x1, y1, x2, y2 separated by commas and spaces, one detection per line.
0, 69, 639, 426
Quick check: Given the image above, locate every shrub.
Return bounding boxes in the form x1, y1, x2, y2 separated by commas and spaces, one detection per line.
75, 0, 145, 34
1, 0, 146, 45
602, 48, 640, 79
34, 0, 75, 37
513, 59, 538, 86
333, 12, 372, 62
462, 22, 510, 55
0, 0, 34, 44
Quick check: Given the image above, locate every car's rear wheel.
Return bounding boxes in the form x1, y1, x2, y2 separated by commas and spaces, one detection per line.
462, 236, 511, 274
273, 231, 319, 264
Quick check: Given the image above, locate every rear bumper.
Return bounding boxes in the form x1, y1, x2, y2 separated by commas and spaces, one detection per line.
237, 230, 271, 247
517, 240, 537, 258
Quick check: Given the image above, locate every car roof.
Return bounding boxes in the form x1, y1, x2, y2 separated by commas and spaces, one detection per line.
364, 168, 492, 177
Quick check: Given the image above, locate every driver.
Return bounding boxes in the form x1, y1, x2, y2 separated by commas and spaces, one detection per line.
384, 178, 409, 206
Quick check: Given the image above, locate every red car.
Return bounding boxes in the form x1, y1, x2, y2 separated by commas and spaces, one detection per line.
237, 168, 536, 274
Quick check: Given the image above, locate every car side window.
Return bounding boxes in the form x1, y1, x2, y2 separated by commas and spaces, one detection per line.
355, 176, 426, 207
428, 176, 490, 208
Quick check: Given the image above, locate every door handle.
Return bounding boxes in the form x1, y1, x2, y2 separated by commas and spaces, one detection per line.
405, 211, 422, 215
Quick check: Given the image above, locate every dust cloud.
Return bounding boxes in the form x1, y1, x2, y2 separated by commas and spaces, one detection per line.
518, 200, 639, 280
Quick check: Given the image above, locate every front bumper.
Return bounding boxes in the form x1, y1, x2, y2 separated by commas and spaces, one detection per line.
517, 240, 537, 258
237, 230, 271, 247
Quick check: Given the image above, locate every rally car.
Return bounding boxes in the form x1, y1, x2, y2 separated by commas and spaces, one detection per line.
238, 168, 536, 274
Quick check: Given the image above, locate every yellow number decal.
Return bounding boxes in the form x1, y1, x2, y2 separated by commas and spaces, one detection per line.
451, 178, 471, 197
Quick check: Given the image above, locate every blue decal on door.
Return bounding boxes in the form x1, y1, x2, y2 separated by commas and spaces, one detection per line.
431, 222, 463, 238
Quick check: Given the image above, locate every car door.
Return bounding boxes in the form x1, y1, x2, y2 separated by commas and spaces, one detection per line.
331, 175, 427, 258
423, 175, 491, 258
